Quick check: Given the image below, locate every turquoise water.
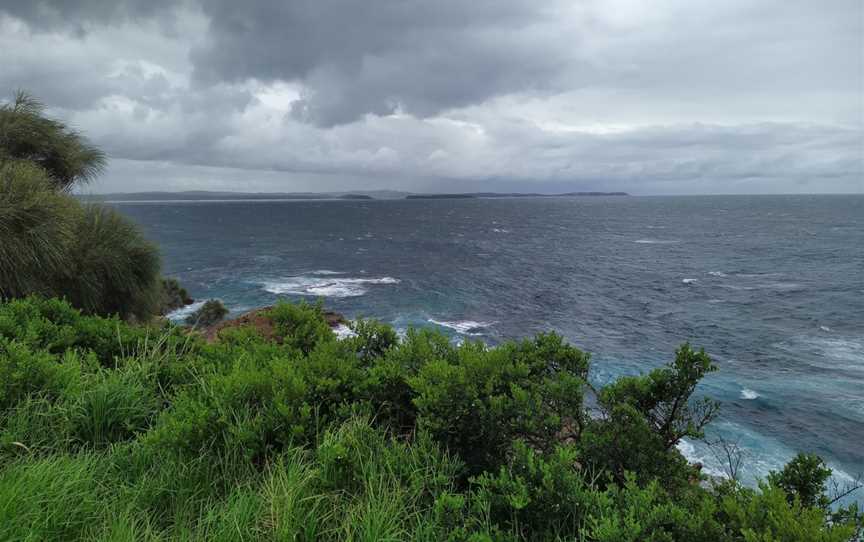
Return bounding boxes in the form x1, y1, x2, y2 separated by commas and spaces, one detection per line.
114, 194, 864, 497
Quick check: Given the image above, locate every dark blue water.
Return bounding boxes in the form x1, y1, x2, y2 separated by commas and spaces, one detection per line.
114, 195, 864, 493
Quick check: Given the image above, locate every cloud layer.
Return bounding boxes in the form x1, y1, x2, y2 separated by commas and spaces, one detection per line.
1, 0, 861, 194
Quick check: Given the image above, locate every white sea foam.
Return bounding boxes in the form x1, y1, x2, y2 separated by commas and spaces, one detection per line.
492, 228, 511, 233
740, 388, 760, 400
820, 325, 831, 332
633, 239, 680, 244
707, 271, 728, 277
676, 440, 728, 479
428, 318, 494, 335
166, 300, 206, 322
682, 278, 698, 284
262, 276, 400, 298
333, 323, 357, 340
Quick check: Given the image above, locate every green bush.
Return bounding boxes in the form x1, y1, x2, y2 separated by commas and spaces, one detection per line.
410, 332, 589, 475
0, 296, 861, 541
185, 299, 229, 327
269, 300, 335, 354
582, 344, 718, 487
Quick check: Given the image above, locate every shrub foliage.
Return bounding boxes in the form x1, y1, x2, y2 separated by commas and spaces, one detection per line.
0, 296, 860, 541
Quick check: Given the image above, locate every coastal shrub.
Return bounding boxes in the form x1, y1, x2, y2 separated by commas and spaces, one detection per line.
0, 296, 186, 367
0, 338, 82, 410
767, 452, 833, 509
0, 91, 105, 191
185, 299, 229, 327
347, 317, 399, 364
583, 343, 718, 486
0, 296, 862, 540
719, 482, 859, 542
269, 300, 334, 353
410, 333, 590, 475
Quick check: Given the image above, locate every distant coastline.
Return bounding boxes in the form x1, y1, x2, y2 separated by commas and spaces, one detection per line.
79, 190, 629, 202
406, 192, 629, 199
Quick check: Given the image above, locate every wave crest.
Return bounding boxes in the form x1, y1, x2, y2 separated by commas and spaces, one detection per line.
262, 275, 399, 298
740, 388, 760, 400
429, 318, 494, 335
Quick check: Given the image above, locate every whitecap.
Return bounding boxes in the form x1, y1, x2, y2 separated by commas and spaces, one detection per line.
333, 323, 357, 340
740, 388, 760, 400
819, 325, 831, 332
492, 228, 511, 233
262, 276, 400, 298
676, 439, 728, 479
633, 239, 680, 244
428, 318, 494, 335
682, 278, 698, 284
707, 271, 728, 277
165, 300, 207, 322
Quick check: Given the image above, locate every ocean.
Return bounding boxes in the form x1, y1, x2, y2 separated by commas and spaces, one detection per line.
113, 194, 864, 497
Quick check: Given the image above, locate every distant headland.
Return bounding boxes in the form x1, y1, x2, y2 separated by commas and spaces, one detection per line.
80, 190, 628, 202
406, 192, 629, 199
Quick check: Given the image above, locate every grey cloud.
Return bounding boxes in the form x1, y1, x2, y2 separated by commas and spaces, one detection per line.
190, 0, 576, 125
0, 0, 180, 30
0, 0, 861, 194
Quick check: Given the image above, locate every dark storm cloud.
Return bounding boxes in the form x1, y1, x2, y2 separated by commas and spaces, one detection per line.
0, 0, 861, 194
190, 0, 576, 126
0, 0, 178, 29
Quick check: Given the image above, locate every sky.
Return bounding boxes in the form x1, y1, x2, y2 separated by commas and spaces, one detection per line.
1, 0, 862, 195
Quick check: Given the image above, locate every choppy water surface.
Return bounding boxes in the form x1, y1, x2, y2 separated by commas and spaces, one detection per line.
115, 195, 864, 494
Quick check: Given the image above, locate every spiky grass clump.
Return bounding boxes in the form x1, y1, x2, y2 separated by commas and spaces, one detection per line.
63, 204, 162, 321
0, 91, 105, 191
0, 161, 77, 298
0, 164, 162, 320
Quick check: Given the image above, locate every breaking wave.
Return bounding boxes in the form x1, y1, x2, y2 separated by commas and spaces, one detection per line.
428, 318, 495, 335
262, 275, 400, 298
740, 388, 760, 400
166, 300, 206, 322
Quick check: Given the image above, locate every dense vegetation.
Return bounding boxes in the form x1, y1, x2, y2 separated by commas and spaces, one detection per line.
0, 91, 186, 321
0, 296, 860, 541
